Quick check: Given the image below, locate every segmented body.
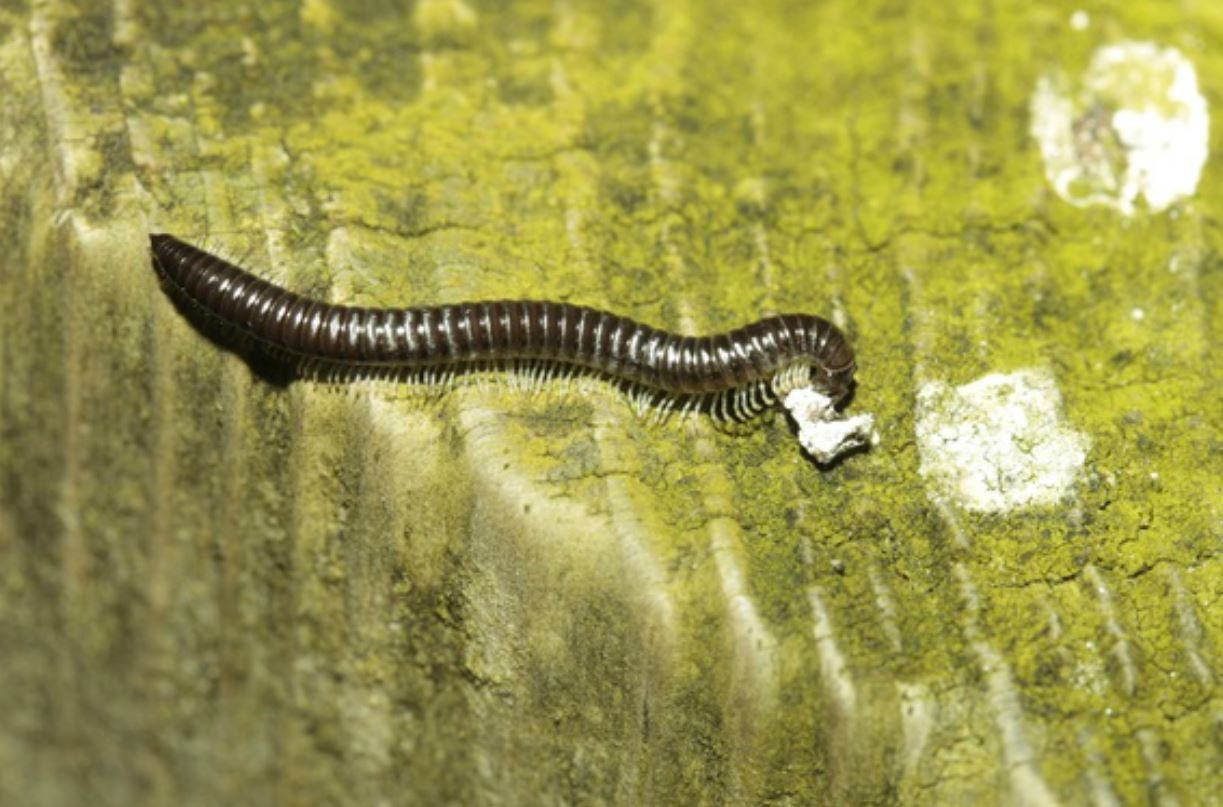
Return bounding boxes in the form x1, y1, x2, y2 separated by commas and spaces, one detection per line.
149, 234, 856, 419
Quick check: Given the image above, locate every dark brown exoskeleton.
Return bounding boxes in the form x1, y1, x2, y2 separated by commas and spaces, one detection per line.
150, 234, 856, 420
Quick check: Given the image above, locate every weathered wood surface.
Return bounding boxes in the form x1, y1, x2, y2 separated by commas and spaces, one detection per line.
1, 1, 1219, 804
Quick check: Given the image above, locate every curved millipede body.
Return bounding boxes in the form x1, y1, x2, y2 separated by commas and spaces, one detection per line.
149, 234, 856, 419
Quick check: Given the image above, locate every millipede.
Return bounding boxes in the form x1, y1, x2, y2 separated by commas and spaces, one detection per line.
149, 234, 857, 423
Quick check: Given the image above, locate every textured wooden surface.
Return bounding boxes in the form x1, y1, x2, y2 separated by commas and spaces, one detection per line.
1, 1, 1220, 804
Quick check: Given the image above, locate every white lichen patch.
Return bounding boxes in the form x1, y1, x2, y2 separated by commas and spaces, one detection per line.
1030, 41, 1209, 216
783, 388, 877, 465
915, 369, 1089, 513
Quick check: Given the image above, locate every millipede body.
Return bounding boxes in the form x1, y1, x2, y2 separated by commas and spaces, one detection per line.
149, 234, 856, 419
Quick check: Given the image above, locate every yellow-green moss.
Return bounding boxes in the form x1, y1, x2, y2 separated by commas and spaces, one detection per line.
1, 0, 1220, 804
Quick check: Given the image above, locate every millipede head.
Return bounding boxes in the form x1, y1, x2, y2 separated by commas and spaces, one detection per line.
809, 333, 857, 405
814, 361, 856, 405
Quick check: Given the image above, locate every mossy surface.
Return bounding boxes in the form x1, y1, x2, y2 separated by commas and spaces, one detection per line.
1, 0, 1220, 804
